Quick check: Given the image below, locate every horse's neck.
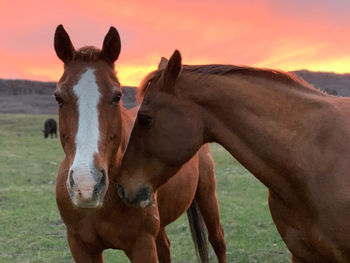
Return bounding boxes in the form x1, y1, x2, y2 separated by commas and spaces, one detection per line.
190, 73, 329, 189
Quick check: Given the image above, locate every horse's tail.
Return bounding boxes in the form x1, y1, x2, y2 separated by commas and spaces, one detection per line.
186, 200, 209, 263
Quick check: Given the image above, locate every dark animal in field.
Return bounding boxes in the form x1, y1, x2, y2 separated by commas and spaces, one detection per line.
54, 25, 226, 263
43, 118, 57, 138
118, 50, 350, 262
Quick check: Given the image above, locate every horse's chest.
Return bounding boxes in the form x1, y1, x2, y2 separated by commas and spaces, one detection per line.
66, 215, 123, 250
77, 220, 99, 243
94, 220, 125, 249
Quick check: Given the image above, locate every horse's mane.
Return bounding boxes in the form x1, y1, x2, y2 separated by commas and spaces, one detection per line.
183, 64, 311, 87
138, 64, 315, 98
73, 46, 101, 62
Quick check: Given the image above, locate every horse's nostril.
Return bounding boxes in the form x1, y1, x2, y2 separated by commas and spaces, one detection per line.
68, 170, 75, 188
117, 184, 126, 200
93, 169, 107, 195
100, 169, 106, 185
137, 187, 150, 202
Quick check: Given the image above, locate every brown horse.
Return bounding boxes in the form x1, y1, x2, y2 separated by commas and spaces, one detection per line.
54, 27, 226, 263
117, 50, 350, 262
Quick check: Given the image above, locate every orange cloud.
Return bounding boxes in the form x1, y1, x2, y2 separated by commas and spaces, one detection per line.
0, 1, 349, 86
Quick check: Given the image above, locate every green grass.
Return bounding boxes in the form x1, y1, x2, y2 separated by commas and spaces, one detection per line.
0, 114, 290, 262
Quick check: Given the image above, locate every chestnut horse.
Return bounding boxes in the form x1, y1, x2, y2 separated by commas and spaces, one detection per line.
117, 50, 350, 262
54, 27, 226, 263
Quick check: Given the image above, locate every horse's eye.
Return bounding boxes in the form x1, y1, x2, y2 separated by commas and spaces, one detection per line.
54, 95, 65, 107
111, 93, 122, 105
138, 114, 152, 127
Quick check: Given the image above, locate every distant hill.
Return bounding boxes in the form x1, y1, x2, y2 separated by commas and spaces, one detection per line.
0, 79, 137, 114
293, 70, 350, 97
0, 70, 349, 114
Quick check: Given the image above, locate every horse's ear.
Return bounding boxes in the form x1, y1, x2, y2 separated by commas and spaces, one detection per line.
54, 25, 75, 64
100, 27, 121, 64
162, 50, 182, 88
158, 57, 168, 70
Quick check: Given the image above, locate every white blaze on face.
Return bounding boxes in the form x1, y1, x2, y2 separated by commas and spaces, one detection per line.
70, 68, 100, 185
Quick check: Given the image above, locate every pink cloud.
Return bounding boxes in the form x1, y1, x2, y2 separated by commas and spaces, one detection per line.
0, 0, 349, 86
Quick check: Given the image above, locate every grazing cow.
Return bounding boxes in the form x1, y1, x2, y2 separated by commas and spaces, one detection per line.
43, 118, 57, 138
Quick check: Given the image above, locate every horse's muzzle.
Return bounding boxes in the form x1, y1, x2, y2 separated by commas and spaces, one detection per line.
117, 184, 154, 208
67, 169, 108, 209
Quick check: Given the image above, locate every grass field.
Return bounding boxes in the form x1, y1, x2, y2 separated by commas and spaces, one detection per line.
0, 114, 290, 262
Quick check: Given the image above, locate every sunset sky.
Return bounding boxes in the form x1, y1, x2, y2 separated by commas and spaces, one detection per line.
1, 0, 350, 86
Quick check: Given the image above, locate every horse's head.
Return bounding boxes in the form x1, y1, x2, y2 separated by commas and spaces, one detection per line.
54, 25, 123, 208
117, 50, 205, 208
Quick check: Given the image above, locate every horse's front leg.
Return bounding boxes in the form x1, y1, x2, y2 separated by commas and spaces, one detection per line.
126, 234, 158, 263
156, 227, 171, 263
67, 231, 103, 263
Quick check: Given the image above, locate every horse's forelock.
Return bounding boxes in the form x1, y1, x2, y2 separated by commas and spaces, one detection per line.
73, 46, 101, 62
137, 70, 162, 102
